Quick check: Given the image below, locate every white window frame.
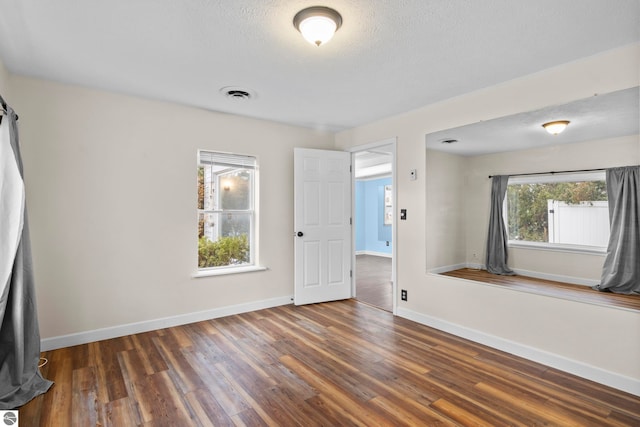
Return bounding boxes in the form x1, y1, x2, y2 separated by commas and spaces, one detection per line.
506, 171, 609, 255
194, 150, 265, 277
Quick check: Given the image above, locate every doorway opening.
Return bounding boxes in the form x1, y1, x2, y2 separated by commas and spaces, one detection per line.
352, 142, 396, 312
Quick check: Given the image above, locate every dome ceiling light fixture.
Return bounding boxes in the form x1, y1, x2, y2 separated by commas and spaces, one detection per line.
542, 120, 570, 135
293, 6, 342, 47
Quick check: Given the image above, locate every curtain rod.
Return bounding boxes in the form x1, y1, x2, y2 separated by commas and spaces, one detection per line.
488, 167, 605, 179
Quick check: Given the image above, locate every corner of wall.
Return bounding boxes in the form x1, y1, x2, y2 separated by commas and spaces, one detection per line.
0, 58, 10, 99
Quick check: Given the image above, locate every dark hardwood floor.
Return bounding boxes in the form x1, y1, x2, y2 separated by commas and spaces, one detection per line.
441, 268, 640, 312
356, 254, 392, 312
21, 300, 640, 426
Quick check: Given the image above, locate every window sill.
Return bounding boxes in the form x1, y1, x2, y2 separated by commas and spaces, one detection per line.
508, 241, 606, 256
192, 265, 267, 278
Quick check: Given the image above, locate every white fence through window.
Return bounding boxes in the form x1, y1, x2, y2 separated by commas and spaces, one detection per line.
547, 200, 609, 247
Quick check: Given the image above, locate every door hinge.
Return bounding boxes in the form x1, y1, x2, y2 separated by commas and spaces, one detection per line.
350, 217, 352, 225
350, 270, 352, 278
350, 165, 352, 173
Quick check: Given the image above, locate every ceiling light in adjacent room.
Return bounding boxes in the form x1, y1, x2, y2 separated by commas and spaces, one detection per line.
293, 6, 342, 47
542, 120, 570, 135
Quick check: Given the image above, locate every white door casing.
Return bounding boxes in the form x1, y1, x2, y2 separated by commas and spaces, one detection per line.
294, 148, 352, 305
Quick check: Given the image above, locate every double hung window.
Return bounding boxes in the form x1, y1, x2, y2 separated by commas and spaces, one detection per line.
197, 150, 256, 270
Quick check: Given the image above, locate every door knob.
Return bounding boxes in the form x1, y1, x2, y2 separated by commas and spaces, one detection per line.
297, 231, 304, 237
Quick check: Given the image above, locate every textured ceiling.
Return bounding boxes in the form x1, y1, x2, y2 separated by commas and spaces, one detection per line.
426, 87, 640, 156
0, 0, 638, 133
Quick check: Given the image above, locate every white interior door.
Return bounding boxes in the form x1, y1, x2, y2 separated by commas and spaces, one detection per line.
294, 148, 352, 305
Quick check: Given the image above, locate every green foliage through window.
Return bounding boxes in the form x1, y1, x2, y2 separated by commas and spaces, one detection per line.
507, 180, 607, 243
198, 235, 250, 268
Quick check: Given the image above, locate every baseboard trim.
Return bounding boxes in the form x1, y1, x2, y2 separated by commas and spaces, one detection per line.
428, 263, 467, 274
397, 307, 640, 397
355, 251, 392, 258
41, 295, 293, 351
465, 262, 484, 270
510, 268, 598, 287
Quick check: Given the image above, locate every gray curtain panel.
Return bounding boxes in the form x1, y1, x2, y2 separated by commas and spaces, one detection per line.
485, 175, 515, 275
0, 100, 53, 409
595, 165, 640, 294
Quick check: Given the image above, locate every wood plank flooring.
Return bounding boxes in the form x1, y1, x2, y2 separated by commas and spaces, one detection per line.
22, 300, 640, 426
441, 268, 640, 312
356, 254, 392, 312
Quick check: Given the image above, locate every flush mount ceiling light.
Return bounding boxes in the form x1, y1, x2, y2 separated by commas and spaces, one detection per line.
542, 120, 570, 135
293, 6, 342, 47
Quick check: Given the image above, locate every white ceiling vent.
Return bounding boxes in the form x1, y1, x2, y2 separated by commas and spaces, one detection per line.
220, 86, 255, 101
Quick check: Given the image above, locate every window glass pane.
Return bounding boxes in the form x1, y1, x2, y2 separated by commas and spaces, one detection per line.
198, 212, 251, 268
197, 167, 205, 210
198, 212, 217, 241
198, 234, 250, 268
507, 177, 609, 247
201, 164, 218, 211
220, 212, 251, 239
220, 170, 253, 210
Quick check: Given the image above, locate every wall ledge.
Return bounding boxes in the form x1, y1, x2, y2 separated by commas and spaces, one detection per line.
428, 263, 598, 287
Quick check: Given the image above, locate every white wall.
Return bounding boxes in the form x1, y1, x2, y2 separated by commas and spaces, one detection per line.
0, 59, 9, 98
336, 44, 640, 392
10, 76, 334, 341
425, 149, 466, 269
